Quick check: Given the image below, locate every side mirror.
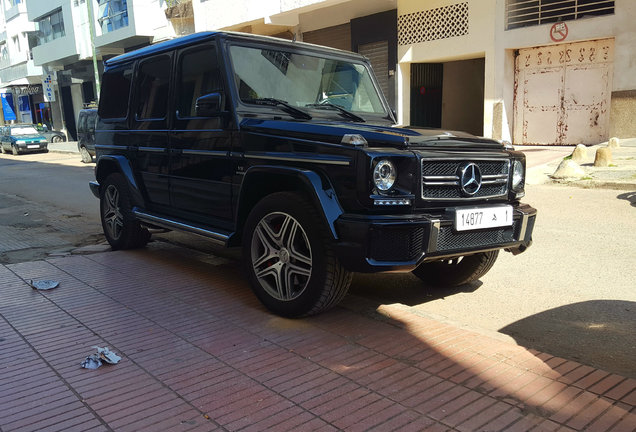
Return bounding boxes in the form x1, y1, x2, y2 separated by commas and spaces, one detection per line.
195, 92, 223, 117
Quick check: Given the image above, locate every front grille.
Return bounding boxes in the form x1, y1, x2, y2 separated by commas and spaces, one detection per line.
369, 227, 425, 262
436, 221, 519, 252
421, 159, 510, 200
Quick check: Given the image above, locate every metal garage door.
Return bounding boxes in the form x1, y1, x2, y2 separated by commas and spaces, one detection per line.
359, 40, 389, 101
302, 24, 351, 52
513, 39, 614, 145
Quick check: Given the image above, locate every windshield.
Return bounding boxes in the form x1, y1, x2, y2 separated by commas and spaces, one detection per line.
11, 126, 39, 135
229, 44, 387, 116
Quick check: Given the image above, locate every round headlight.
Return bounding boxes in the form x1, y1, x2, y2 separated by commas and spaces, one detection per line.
512, 160, 525, 190
373, 159, 396, 192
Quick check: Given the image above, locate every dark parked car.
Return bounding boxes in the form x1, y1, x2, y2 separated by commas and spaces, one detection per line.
1, 124, 48, 155
89, 32, 536, 317
35, 124, 66, 143
77, 108, 97, 163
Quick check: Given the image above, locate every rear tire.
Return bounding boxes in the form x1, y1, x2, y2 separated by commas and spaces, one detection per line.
100, 173, 150, 250
80, 146, 93, 163
51, 135, 63, 143
243, 191, 352, 317
412, 250, 499, 287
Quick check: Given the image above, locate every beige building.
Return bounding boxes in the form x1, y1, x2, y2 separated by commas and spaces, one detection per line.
397, 0, 635, 145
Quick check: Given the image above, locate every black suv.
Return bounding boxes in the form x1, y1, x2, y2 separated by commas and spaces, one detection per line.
89, 32, 536, 317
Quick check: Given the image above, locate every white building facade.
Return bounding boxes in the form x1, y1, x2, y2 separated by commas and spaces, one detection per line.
23, 0, 174, 139
397, 0, 635, 145
0, 0, 44, 126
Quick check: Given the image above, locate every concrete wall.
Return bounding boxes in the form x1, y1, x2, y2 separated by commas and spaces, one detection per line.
441, 58, 484, 136
397, 0, 495, 134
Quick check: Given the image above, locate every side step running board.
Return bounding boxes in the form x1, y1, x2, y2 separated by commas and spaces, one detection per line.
133, 209, 231, 245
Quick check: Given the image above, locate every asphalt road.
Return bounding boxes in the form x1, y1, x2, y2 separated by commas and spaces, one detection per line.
1, 150, 635, 378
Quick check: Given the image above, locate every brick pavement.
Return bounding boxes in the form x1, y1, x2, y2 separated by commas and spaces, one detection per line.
1, 243, 635, 431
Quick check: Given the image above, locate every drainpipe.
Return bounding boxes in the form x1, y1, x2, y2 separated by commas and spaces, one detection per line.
86, 0, 100, 102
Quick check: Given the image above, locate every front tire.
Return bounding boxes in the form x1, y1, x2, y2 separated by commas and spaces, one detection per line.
412, 250, 499, 287
12, 145, 19, 155
51, 135, 63, 143
100, 173, 150, 250
243, 192, 352, 317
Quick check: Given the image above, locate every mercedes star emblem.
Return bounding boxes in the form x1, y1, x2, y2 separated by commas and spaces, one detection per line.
459, 163, 482, 196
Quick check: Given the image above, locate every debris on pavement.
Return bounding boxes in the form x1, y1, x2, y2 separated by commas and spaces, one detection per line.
30, 279, 60, 290
81, 346, 122, 370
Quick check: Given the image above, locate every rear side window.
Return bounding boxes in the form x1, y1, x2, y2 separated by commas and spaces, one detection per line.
99, 64, 133, 119
88, 112, 97, 132
135, 55, 170, 120
78, 113, 87, 133
177, 45, 221, 118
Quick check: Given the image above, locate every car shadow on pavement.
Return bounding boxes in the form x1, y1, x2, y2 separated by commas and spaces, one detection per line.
499, 300, 636, 379
617, 191, 636, 207
348, 272, 482, 306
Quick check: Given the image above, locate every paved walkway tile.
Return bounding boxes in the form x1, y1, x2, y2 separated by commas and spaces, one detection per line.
1, 245, 635, 431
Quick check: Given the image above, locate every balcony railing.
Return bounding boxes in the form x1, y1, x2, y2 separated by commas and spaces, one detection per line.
506, 0, 614, 30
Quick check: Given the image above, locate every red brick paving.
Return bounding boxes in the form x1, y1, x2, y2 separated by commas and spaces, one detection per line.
1, 246, 635, 431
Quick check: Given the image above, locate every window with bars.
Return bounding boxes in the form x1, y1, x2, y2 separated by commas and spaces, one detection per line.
506, 0, 614, 30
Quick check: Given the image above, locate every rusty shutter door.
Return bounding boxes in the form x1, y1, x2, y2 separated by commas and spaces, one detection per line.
359, 40, 389, 101
302, 24, 351, 52
514, 39, 614, 145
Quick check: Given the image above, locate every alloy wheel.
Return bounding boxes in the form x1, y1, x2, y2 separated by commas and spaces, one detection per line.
251, 212, 312, 301
103, 184, 124, 241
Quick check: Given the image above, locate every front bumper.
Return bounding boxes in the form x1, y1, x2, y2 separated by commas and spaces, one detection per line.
334, 203, 537, 273
16, 143, 48, 152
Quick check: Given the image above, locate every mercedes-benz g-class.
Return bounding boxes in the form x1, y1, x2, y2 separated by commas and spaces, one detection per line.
89, 32, 536, 317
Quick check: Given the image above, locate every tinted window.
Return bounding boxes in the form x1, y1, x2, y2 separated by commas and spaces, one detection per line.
99, 64, 133, 119
78, 113, 87, 132
88, 112, 97, 132
136, 55, 170, 120
177, 46, 221, 118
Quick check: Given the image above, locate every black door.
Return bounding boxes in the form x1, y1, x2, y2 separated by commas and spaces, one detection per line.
168, 42, 234, 228
131, 54, 172, 209
61, 86, 77, 140
410, 63, 443, 128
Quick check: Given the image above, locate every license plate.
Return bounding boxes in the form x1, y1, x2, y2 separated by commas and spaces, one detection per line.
455, 206, 513, 231
27, 144, 40, 149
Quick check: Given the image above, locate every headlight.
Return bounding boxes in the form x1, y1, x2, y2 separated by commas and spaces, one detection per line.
373, 159, 396, 192
40, 139, 47, 143
16, 140, 25, 144
512, 160, 525, 191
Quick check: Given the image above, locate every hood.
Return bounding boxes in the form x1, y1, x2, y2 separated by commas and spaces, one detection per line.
11, 134, 46, 141
240, 118, 504, 150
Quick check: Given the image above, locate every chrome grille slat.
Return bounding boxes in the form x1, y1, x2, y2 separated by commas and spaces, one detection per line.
421, 158, 510, 200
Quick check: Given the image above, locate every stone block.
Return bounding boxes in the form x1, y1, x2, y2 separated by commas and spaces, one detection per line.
594, 147, 613, 167
571, 144, 588, 164
552, 159, 585, 179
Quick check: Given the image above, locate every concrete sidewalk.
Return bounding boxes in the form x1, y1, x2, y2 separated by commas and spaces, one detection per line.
522, 138, 636, 190
1, 242, 634, 431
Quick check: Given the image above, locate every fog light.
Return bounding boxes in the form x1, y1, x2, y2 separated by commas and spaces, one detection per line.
373, 198, 411, 206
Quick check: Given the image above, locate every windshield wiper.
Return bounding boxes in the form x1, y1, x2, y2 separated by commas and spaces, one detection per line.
243, 98, 312, 120
305, 103, 365, 122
